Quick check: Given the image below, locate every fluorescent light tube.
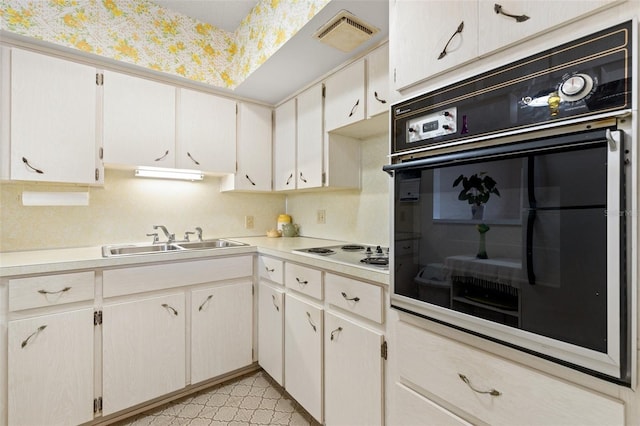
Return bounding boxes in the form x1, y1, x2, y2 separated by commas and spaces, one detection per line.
135, 166, 204, 181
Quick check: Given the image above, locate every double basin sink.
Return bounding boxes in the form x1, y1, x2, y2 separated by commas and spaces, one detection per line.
102, 239, 247, 257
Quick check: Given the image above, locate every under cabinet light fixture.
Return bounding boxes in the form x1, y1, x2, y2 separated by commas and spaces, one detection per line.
135, 166, 204, 181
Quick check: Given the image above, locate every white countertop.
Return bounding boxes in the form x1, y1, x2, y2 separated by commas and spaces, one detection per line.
0, 236, 389, 285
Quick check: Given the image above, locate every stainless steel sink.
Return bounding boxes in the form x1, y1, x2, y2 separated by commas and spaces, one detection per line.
176, 239, 246, 250
102, 239, 246, 257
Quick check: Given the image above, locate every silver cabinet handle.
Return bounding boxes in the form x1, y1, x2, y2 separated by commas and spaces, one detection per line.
245, 174, 256, 186
458, 373, 501, 396
272, 294, 280, 312
299, 172, 307, 183
154, 150, 170, 162
296, 277, 308, 286
494, 3, 529, 22
306, 312, 317, 332
348, 99, 360, 117
265, 266, 275, 273
38, 286, 71, 295
341, 291, 360, 302
198, 295, 213, 311
21, 325, 47, 348
161, 303, 179, 316
22, 157, 44, 174
286, 173, 293, 185
186, 151, 201, 165
438, 21, 464, 60
330, 326, 343, 341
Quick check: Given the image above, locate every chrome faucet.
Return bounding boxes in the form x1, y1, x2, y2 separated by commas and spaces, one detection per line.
195, 227, 203, 241
153, 225, 175, 243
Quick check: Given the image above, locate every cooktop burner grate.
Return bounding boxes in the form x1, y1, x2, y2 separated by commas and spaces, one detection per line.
360, 257, 389, 266
341, 245, 365, 251
306, 247, 335, 255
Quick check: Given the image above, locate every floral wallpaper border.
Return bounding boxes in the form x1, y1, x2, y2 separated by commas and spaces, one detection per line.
0, 0, 331, 89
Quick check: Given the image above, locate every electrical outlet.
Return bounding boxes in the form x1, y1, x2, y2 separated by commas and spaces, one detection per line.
317, 209, 326, 224
245, 215, 254, 229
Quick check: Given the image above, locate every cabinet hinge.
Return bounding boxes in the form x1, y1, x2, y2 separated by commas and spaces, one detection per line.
93, 397, 103, 413
252, 284, 255, 295
95, 168, 100, 182
322, 172, 326, 185
381, 340, 388, 360
393, 68, 396, 83
94, 310, 103, 326
322, 84, 326, 98
96, 73, 104, 86
99, 147, 104, 160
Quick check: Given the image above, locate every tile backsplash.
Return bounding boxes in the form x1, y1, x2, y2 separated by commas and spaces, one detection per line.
0, 132, 389, 252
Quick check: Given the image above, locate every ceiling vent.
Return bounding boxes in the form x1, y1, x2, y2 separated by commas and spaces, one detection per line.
313, 10, 379, 53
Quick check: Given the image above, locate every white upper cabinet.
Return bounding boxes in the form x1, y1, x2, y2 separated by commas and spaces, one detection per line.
7, 48, 100, 184
176, 89, 236, 174
324, 59, 366, 132
220, 102, 272, 191
296, 84, 324, 189
366, 42, 390, 118
273, 98, 297, 191
477, 0, 623, 55
103, 70, 176, 168
390, 0, 479, 91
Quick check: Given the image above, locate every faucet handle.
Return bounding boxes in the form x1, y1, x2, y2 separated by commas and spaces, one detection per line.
195, 227, 203, 241
184, 231, 196, 241
146, 232, 159, 244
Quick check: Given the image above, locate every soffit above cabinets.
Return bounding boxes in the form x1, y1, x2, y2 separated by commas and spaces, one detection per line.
153, 0, 389, 105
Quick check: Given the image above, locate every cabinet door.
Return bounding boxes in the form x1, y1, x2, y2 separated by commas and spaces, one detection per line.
10, 49, 98, 184
478, 0, 622, 56
220, 102, 272, 191
392, 382, 473, 426
8, 308, 94, 426
258, 281, 284, 385
274, 98, 297, 191
284, 293, 323, 422
367, 43, 390, 118
103, 70, 176, 167
296, 83, 324, 189
324, 312, 383, 426
390, 0, 479, 91
177, 88, 236, 174
325, 59, 365, 131
191, 281, 253, 384
102, 293, 185, 415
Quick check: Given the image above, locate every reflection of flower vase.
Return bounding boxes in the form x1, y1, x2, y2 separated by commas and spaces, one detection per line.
471, 204, 484, 220
476, 223, 490, 259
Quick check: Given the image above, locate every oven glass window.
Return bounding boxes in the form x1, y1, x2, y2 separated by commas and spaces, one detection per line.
394, 143, 611, 353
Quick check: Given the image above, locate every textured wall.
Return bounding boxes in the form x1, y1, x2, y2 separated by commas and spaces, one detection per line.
0, 0, 330, 88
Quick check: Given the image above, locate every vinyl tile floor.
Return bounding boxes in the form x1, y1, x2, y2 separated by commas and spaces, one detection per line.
113, 370, 321, 426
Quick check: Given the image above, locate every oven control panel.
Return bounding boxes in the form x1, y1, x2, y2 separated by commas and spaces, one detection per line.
406, 107, 457, 144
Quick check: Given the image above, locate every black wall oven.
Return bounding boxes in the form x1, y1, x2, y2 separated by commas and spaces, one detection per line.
385, 21, 635, 384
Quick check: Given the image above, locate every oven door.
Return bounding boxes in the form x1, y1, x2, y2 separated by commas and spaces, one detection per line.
384, 126, 629, 382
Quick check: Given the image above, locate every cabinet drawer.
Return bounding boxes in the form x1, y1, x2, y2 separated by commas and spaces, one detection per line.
259, 256, 284, 284
103, 255, 252, 298
392, 382, 471, 426
325, 273, 383, 323
9, 271, 94, 311
285, 263, 323, 300
396, 322, 625, 425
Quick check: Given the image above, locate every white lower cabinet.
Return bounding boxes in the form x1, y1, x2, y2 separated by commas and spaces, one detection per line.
191, 281, 253, 384
285, 292, 323, 423
258, 280, 285, 385
102, 292, 186, 416
392, 382, 472, 426
8, 308, 94, 426
324, 311, 384, 426
394, 320, 625, 425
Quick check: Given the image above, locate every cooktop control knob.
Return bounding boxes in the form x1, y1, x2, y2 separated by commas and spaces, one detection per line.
559, 73, 594, 102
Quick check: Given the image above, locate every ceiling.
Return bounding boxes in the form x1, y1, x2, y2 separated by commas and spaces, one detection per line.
151, 0, 389, 105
